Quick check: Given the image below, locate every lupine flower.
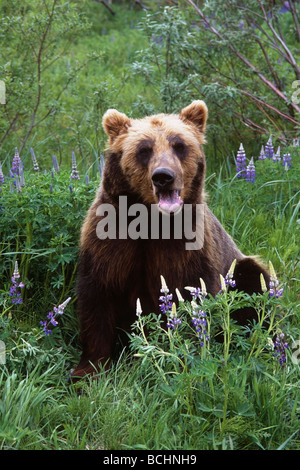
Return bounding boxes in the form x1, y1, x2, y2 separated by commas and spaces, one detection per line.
236, 143, 247, 178
220, 259, 236, 292
264, 136, 274, 159
166, 302, 182, 330
40, 297, 71, 336
185, 278, 207, 302
273, 331, 289, 366
159, 275, 173, 314
31, 148, 39, 171
52, 155, 59, 173
85, 174, 89, 185
175, 288, 184, 303
0, 162, 4, 184
246, 157, 255, 183
71, 151, 80, 180
10, 148, 23, 187
11, 147, 22, 177
224, 259, 236, 287
185, 286, 202, 300
191, 301, 209, 346
269, 261, 283, 298
258, 145, 266, 160
260, 273, 267, 293
9, 261, 24, 304
273, 146, 281, 162
282, 153, 292, 168
136, 298, 142, 317
200, 278, 207, 297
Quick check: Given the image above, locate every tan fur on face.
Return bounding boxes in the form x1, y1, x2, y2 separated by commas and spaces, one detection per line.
102, 102, 208, 205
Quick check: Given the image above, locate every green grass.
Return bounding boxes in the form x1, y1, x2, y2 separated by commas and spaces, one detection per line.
0, 145, 299, 450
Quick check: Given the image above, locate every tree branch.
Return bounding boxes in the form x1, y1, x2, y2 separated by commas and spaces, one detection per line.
184, 0, 300, 115
90, 0, 115, 15
20, 0, 58, 155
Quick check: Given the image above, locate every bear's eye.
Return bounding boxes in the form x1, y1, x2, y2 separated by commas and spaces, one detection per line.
136, 144, 153, 165
172, 141, 187, 160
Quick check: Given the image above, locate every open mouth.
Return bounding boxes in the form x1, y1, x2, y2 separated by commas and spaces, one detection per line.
158, 190, 183, 214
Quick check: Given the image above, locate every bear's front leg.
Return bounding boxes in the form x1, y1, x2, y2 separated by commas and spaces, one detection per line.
71, 249, 119, 379
72, 286, 118, 378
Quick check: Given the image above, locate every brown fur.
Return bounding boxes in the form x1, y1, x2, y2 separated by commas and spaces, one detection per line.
72, 101, 269, 379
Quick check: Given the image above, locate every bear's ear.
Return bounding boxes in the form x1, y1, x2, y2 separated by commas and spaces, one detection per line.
179, 100, 208, 134
102, 109, 131, 142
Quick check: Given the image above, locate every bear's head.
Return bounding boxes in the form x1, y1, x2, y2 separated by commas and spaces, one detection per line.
102, 100, 208, 213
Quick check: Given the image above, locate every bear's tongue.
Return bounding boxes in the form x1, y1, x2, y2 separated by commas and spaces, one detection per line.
158, 190, 183, 213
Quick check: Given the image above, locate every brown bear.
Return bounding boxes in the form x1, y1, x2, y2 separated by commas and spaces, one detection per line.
72, 100, 269, 378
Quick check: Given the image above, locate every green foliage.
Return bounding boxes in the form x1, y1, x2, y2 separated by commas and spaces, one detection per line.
0, 164, 98, 325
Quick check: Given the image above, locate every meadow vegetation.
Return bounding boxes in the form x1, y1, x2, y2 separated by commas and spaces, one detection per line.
0, 0, 299, 450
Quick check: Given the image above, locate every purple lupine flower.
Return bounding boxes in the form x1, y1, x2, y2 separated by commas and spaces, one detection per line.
184, 286, 202, 301
10, 148, 23, 187
278, 1, 290, 14
52, 155, 59, 173
246, 157, 255, 183
273, 146, 281, 162
269, 261, 284, 298
40, 297, 71, 336
31, 148, 39, 172
258, 145, 266, 160
265, 136, 274, 159
220, 260, 236, 292
9, 261, 24, 304
70, 151, 80, 180
224, 270, 236, 287
273, 331, 289, 366
85, 174, 89, 185
191, 301, 209, 346
282, 153, 292, 168
236, 143, 247, 178
159, 275, 173, 315
166, 303, 182, 330
11, 147, 22, 177
185, 278, 207, 301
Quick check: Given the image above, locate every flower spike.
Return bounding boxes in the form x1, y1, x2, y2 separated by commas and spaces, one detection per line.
136, 298, 142, 317
175, 288, 184, 303
260, 273, 267, 293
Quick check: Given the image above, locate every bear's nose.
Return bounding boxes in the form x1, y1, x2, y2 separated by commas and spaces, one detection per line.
152, 167, 175, 189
